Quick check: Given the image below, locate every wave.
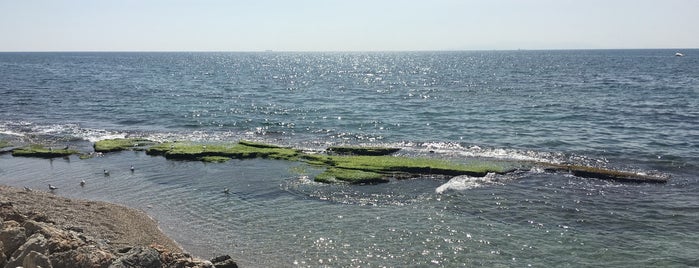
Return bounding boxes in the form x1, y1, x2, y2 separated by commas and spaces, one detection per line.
435, 173, 510, 194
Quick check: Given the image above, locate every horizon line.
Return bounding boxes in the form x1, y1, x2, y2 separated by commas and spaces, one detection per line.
0, 47, 696, 53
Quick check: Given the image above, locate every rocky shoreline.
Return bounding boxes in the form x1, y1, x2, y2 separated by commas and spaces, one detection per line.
0, 185, 238, 268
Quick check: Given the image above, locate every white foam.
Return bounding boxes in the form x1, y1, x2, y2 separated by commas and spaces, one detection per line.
412, 141, 567, 164
435, 173, 504, 194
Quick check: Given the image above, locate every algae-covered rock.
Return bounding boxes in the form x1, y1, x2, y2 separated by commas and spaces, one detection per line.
311, 155, 506, 184
146, 141, 301, 162
200, 156, 232, 163
541, 163, 669, 183
315, 168, 387, 184
327, 156, 504, 176
0, 140, 13, 154
327, 146, 400, 156
238, 140, 288, 149
11, 145, 79, 158
94, 138, 155, 152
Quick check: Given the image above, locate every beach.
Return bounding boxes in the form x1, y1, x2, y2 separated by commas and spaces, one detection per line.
0, 184, 237, 267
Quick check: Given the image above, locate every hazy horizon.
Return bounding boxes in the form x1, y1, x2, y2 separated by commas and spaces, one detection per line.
1, 0, 698, 52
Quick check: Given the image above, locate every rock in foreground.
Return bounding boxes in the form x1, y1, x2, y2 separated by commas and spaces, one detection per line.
0, 186, 238, 268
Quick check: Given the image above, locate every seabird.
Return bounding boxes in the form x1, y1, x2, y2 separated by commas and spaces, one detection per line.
48, 184, 58, 191
80, 179, 86, 186
223, 188, 230, 194
24, 186, 32, 192
104, 169, 110, 176
130, 165, 135, 172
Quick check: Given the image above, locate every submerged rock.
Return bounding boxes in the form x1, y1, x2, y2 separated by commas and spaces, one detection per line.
94, 138, 155, 153
326, 146, 401, 156
11, 145, 78, 158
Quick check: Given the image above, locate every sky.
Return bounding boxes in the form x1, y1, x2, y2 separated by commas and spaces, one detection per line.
1, 0, 698, 52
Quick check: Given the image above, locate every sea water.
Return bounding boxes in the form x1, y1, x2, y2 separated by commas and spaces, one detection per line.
1, 50, 697, 267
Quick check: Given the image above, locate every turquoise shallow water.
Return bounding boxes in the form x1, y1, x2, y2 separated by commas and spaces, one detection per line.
1, 50, 698, 267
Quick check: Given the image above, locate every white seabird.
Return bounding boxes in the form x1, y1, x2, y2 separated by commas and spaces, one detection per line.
130, 165, 135, 172
223, 188, 230, 194
48, 184, 58, 191
104, 169, 110, 176
80, 179, 86, 186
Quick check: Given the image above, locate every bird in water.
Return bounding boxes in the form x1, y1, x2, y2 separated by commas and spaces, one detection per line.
223, 188, 230, 194
104, 169, 110, 176
80, 180, 86, 187
48, 184, 58, 191
130, 165, 135, 172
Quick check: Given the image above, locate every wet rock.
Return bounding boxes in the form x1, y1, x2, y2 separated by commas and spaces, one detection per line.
211, 255, 239, 268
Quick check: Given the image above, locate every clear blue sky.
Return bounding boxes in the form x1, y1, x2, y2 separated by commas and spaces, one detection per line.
1, 0, 697, 51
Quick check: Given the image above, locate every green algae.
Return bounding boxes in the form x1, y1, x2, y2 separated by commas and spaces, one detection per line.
94, 138, 155, 152
200, 156, 232, 163
140, 141, 665, 184
145, 141, 302, 162
12, 144, 79, 158
323, 155, 505, 177
315, 168, 387, 184
144, 141, 505, 183
0, 140, 9, 149
326, 146, 400, 156
305, 155, 506, 184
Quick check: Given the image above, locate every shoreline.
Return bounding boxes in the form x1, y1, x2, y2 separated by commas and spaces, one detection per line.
0, 184, 238, 267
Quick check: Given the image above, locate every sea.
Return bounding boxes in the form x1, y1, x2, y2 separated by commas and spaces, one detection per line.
0, 50, 697, 267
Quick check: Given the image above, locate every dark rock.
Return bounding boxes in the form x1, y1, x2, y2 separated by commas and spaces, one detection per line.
109, 246, 162, 268
211, 255, 239, 268
66, 226, 85, 233
20, 250, 52, 268
5, 233, 50, 268
0, 202, 27, 223
50, 247, 114, 268
27, 211, 53, 223
327, 146, 401, 156
0, 221, 27, 257
117, 246, 133, 254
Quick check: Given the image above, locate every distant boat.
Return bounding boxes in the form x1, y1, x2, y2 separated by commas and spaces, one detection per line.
675, 52, 684, 57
